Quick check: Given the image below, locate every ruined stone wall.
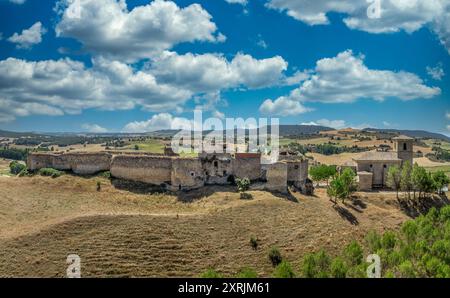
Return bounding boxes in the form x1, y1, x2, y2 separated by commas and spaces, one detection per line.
171, 158, 205, 191
358, 172, 373, 191
110, 155, 172, 185
285, 160, 308, 183
27, 153, 55, 171
233, 153, 261, 181
66, 153, 112, 175
265, 162, 288, 193
200, 153, 233, 185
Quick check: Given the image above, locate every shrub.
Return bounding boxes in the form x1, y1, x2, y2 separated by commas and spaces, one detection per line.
365, 230, 382, 253
98, 171, 111, 179
273, 261, 296, 278
381, 231, 397, 250
250, 236, 259, 251
236, 267, 258, 278
236, 177, 250, 193
18, 168, 29, 177
200, 269, 223, 278
330, 257, 348, 278
301, 253, 317, 278
300, 250, 331, 278
240, 193, 253, 200
38, 168, 63, 178
9, 161, 26, 175
268, 247, 283, 267
344, 241, 363, 266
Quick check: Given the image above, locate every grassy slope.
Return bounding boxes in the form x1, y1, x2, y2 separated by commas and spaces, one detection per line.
0, 170, 413, 277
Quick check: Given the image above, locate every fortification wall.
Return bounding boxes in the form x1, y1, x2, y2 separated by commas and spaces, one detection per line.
265, 162, 288, 193
171, 158, 204, 191
27, 152, 111, 175
51, 154, 73, 171
233, 154, 261, 181
110, 155, 172, 185
66, 153, 112, 175
27, 153, 55, 170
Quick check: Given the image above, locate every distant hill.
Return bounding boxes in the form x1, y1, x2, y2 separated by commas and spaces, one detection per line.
2, 126, 448, 142
0, 130, 42, 138
274, 125, 334, 136
147, 125, 334, 138
362, 128, 450, 142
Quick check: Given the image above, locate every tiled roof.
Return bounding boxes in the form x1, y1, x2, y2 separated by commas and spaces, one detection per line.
354, 151, 401, 162
392, 135, 414, 140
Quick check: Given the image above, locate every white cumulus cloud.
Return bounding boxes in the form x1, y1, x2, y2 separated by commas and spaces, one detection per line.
260, 50, 440, 116
82, 123, 108, 133
8, 22, 46, 49
302, 119, 347, 129
0, 48, 295, 123
55, 0, 224, 61
266, 0, 450, 54
225, 0, 248, 5
149, 51, 289, 92
0, 57, 192, 122
123, 113, 193, 133
260, 96, 311, 116
427, 63, 445, 80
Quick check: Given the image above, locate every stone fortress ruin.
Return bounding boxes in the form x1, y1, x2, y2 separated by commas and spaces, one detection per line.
27, 150, 311, 194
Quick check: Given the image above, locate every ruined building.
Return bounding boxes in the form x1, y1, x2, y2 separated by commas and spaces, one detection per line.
27, 151, 310, 194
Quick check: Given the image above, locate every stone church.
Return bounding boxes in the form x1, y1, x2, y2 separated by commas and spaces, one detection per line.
353, 136, 414, 190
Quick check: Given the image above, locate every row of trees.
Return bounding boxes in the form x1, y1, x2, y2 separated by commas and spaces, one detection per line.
287, 143, 367, 157
310, 162, 449, 203
387, 162, 449, 200
0, 147, 29, 161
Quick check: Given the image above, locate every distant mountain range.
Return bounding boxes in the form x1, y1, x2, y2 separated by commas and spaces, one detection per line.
361, 128, 450, 142
1, 126, 449, 142
146, 125, 450, 141
145, 125, 333, 138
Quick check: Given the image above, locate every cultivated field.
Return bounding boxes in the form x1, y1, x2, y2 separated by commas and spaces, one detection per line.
0, 160, 416, 278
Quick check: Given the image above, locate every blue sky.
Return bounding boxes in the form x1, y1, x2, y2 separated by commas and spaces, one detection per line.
0, 0, 449, 135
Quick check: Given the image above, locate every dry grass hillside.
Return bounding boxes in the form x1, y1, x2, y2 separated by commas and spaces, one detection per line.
0, 161, 420, 277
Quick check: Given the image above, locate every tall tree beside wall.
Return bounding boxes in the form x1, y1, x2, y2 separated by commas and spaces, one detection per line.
387, 165, 402, 199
